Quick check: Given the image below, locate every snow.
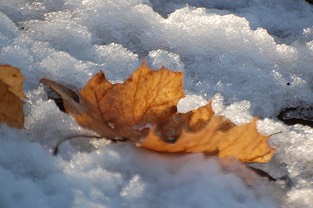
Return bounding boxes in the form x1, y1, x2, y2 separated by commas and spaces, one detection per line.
0, 0, 313, 207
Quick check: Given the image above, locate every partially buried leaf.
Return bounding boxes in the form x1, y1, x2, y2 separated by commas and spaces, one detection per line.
41, 61, 274, 163
0, 65, 26, 128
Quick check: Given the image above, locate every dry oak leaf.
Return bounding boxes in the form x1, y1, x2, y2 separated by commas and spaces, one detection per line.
0, 65, 26, 128
40, 61, 274, 163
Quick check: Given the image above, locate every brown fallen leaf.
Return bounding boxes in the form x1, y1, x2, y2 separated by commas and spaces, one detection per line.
0, 65, 26, 128
41, 61, 274, 163
79, 61, 184, 140
41, 61, 184, 140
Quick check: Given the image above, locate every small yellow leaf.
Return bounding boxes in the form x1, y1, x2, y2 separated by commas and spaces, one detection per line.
0, 65, 26, 128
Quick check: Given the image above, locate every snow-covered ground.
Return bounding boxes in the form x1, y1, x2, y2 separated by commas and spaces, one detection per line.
1, 0, 313, 207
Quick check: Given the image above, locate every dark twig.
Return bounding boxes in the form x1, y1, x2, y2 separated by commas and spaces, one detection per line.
53, 135, 127, 155
269, 131, 283, 137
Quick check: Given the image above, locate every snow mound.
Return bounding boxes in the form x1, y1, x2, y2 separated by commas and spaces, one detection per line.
1, 0, 313, 207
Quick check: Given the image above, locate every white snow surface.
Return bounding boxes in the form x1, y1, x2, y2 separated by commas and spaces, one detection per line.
1, 0, 313, 207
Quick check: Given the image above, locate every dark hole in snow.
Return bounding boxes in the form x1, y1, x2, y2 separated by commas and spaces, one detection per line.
277, 106, 313, 127
305, 0, 313, 4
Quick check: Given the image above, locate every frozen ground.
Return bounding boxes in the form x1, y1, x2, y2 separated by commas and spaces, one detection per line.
1, 0, 313, 207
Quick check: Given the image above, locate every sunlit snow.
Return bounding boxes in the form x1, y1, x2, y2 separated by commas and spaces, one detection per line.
1, 0, 313, 207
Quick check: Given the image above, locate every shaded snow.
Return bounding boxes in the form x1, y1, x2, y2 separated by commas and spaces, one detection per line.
0, 125, 279, 208
1, 0, 313, 207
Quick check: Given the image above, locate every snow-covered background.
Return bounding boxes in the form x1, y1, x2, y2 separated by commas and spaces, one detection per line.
1, 0, 313, 207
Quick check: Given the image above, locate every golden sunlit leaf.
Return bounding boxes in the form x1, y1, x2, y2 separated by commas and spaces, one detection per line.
41, 61, 274, 163
41, 61, 184, 140
78, 61, 184, 139
0, 65, 26, 128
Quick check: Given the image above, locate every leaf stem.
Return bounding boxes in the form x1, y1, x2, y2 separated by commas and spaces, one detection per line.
53, 135, 127, 155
